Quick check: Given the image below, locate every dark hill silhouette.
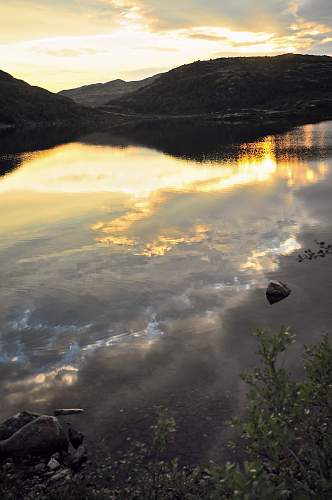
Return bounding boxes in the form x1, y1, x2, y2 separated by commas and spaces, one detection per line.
3, 54, 332, 132
59, 74, 161, 108
0, 70, 105, 129
102, 54, 332, 124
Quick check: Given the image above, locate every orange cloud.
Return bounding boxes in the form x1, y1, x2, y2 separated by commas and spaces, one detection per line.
0, 0, 331, 91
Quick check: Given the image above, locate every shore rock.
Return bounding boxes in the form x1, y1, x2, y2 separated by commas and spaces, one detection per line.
0, 411, 40, 440
266, 280, 291, 304
70, 444, 87, 471
34, 463, 46, 473
48, 467, 72, 483
47, 457, 60, 471
0, 416, 68, 458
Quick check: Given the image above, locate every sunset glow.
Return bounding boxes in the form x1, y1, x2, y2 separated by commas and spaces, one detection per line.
0, 0, 331, 91
0, 126, 327, 258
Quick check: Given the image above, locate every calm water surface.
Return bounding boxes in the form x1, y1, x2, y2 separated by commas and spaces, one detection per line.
1, 122, 332, 462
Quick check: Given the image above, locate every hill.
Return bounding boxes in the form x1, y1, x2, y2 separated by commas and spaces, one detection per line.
58, 74, 160, 108
0, 70, 105, 129
4, 54, 332, 132
102, 54, 332, 124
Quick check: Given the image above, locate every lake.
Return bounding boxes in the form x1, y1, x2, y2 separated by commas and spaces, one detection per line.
1, 121, 332, 463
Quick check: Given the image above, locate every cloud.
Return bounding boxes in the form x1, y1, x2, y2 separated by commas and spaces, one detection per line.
321, 37, 332, 44
131, 0, 290, 32
2, 0, 332, 44
128, 0, 332, 57
0, 0, 122, 43
132, 0, 332, 37
297, 0, 332, 28
120, 66, 168, 80
0, 0, 331, 91
184, 26, 273, 45
44, 48, 109, 58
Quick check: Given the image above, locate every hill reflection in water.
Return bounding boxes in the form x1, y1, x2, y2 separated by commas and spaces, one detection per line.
0, 123, 327, 260
0, 120, 332, 463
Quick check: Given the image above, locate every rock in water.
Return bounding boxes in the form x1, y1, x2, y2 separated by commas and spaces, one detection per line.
0, 416, 68, 458
266, 280, 291, 304
70, 444, 87, 471
0, 411, 40, 440
68, 427, 84, 449
54, 409, 84, 416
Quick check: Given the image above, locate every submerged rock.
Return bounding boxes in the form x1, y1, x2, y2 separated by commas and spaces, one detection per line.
54, 409, 84, 416
0, 416, 68, 458
266, 280, 291, 304
0, 411, 40, 440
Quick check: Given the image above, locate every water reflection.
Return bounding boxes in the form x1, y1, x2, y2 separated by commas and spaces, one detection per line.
0, 121, 332, 461
0, 132, 327, 251
90, 134, 326, 258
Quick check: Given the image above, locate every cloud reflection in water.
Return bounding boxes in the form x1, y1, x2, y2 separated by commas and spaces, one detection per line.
0, 121, 331, 425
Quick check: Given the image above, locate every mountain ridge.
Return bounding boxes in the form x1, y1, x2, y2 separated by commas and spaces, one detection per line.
3, 54, 332, 132
101, 53, 332, 124
58, 74, 161, 108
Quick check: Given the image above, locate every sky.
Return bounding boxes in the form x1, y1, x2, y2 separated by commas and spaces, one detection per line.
0, 0, 332, 92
